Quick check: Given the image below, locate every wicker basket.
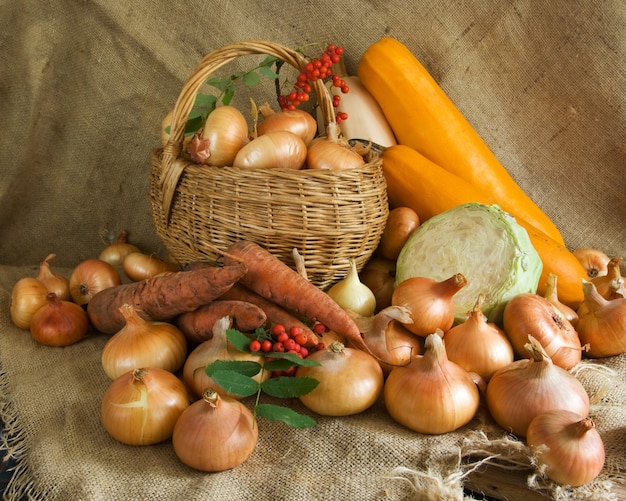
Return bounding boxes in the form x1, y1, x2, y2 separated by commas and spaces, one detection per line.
149, 40, 389, 290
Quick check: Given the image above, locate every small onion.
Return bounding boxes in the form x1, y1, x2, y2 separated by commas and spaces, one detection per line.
183, 316, 269, 400
377, 207, 420, 261
542, 273, 579, 327
327, 259, 376, 317
296, 341, 384, 416
392, 273, 467, 337
256, 103, 317, 146
233, 130, 307, 170
101, 367, 190, 446
485, 336, 590, 437
9, 277, 49, 329
526, 409, 605, 487
503, 292, 582, 370
98, 230, 141, 266
572, 247, 611, 280
306, 137, 365, 170
384, 332, 480, 434
101, 304, 188, 380
122, 251, 179, 282
590, 256, 625, 300
30, 292, 89, 346
359, 256, 396, 313
443, 294, 514, 382
577, 281, 626, 358
172, 387, 258, 472
36, 254, 70, 301
69, 258, 122, 305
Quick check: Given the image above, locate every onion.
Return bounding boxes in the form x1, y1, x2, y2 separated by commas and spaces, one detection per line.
485, 336, 590, 437
98, 230, 141, 266
30, 292, 89, 346
306, 136, 365, 170
577, 281, 626, 358
256, 103, 317, 145
377, 207, 420, 261
36, 253, 70, 301
443, 294, 514, 382
503, 292, 583, 370
526, 409, 605, 487
359, 256, 396, 313
172, 388, 258, 472
590, 256, 625, 300
69, 258, 122, 305
197, 105, 249, 166
9, 276, 49, 329
122, 251, 179, 281
326, 259, 376, 317
101, 304, 188, 380
572, 247, 611, 280
183, 316, 269, 400
233, 130, 307, 170
542, 273, 579, 327
392, 273, 467, 337
296, 341, 384, 416
384, 332, 480, 434
101, 367, 190, 446
353, 305, 423, 376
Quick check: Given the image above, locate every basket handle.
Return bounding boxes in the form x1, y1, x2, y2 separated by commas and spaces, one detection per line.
159, 40, 337, 220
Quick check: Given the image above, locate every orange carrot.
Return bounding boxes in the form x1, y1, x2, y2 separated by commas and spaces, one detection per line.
87, 263, 246, 334
223, 240, 367, 351
175, 300, 267, 344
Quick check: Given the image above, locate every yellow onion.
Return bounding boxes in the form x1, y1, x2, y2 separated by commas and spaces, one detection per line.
543, 273, 579, 327
377, 207, 420, 261
10, 276, 49, 329
101, 304, 187, 380
36, 253, 70, 301
122, 251, 179, 282
191, 105, 249, 166
233, 130, 307, 169
306, 136, 365, 170
384, 332, 480, 434
485, 336, 590, 437
526, 409, 605, 487
69, 258, 122, 306
172, 388, 258, 472
296, 341, 383, 416
101, 367, 190, 446
359, 256, 396, 313
30, 292, 89, 347
572, 247, 611, 280
590, 256, 625, 300
392, 273, 467, 337
256, 103, 317, 145
443, 294, 514, 382
327, 259, 376, 317
98, 230, 141, 266
183, 316, 269, 400
577, 281, 626, 358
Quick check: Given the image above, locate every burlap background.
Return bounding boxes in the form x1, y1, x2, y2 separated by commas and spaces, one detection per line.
1, 0, 625, 499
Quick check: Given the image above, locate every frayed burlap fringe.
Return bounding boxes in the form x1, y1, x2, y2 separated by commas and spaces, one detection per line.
0, 366, 43, 501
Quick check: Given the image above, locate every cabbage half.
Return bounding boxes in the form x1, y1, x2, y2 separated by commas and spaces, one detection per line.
395, 203, 543, 325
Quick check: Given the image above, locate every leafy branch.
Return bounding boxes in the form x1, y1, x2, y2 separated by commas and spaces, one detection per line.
205, 328, 321, 428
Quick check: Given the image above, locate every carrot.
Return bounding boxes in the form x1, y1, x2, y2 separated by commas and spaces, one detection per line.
220, 283, 318, 347
222, 240, 368, 351
87, 263, 247, 334
358, 37, 565, 245
175, 300, 267, 344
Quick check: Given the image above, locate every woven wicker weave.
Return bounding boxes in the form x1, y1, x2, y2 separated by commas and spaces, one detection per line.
149, 40, 389, 289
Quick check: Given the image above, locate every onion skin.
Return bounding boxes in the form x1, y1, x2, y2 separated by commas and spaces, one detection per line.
10, 277, 49, 329
378, 207, 420, 261
30, 292, 89, 347
101, 367, 190, 446
296, 341, 384, 416
485, 337, 590, 437
200, 105, 249, 166
306, 137, 366, 170
69, 258, 122, 306
572, 248, 610, 280
122, 252, 179, 282
172, 388, 258, 472
257, 105, 317, 146
503, 293, 582, 370
36, 253, 70, 301
359, 256, 396, 313
526, 410, 605, 487
384, 332, 480, 434
98, 230, 141, 266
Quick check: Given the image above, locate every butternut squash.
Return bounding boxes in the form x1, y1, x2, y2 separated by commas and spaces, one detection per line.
358, 37, 565, 246
382, 145, 586, 307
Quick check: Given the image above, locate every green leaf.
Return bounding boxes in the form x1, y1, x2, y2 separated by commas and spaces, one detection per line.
261, 376, 319, 398
209, 370, 259, 398
225, 328, 253, 352
264, 358, 296, 371
194, 93, 217, 109
206, 76, 232, 92
259, 55, 279, 67
222, 87, 235, 106
255, 403, 316, 428
184, 116, 204, 135
242, 71, 260, 87
205, 359, 262, 377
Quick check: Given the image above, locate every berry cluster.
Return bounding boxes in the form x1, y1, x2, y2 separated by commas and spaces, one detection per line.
278, 43, 350, 123
248, 322, 329, 377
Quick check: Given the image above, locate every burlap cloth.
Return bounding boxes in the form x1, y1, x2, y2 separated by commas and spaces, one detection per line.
1, 1, 625, 500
